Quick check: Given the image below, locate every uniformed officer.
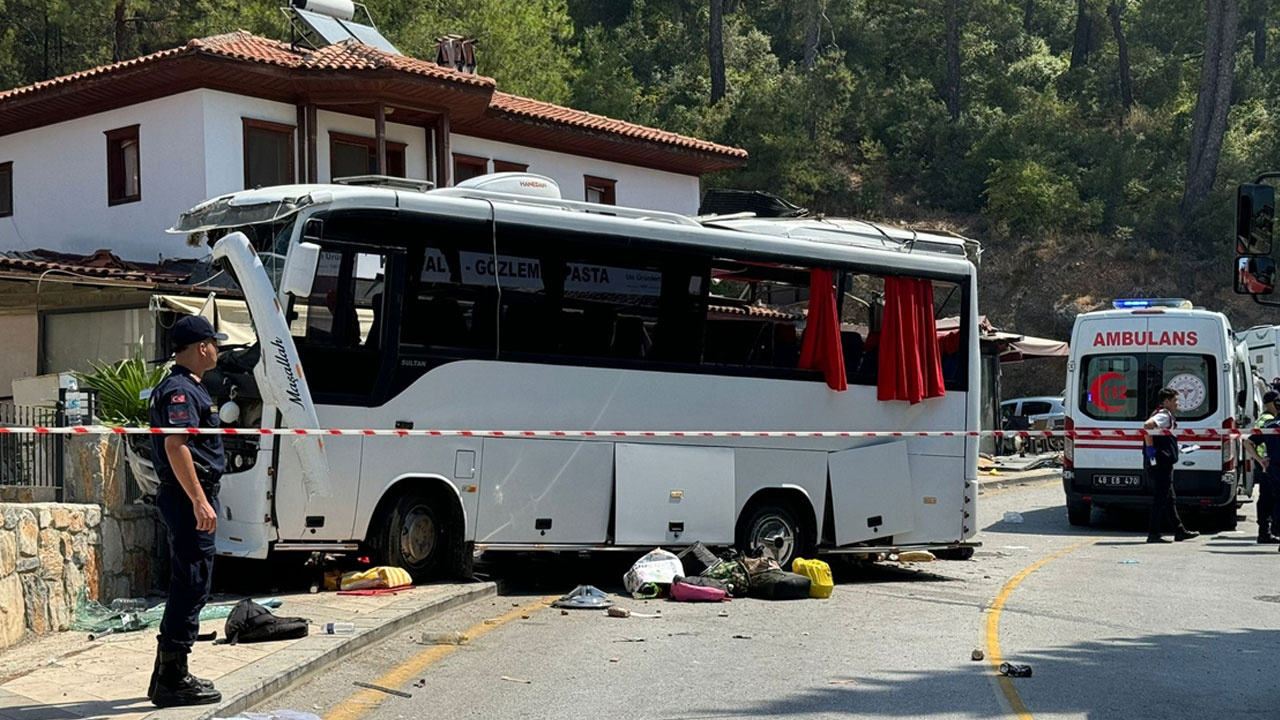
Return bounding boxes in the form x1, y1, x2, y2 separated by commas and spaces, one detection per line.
1245, 391, 1280, 545
148, 316, 226, 708
1143, 387, 1200, 544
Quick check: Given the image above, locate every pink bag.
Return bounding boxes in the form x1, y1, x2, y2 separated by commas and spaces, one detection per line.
670, 580, 728, 602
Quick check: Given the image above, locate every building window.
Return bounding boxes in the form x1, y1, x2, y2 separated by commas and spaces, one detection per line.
453, 153, 488, 183
105, 125, 141, 206
584, 175, 616, 205
243, 118, 295, 189
329, 132, 406, 180
0, 162, 11, 218
493, 160, 528, 173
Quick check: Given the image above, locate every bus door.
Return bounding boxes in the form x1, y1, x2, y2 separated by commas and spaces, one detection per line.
275, 242, 402, 540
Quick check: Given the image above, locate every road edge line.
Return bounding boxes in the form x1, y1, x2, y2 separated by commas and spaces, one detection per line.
325, 595, 557, 720
985, 538, 1097, 719
151, 582, 499, 720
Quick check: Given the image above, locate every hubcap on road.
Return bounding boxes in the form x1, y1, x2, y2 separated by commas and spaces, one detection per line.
751, 514, 795, 564
400, 506, 436, 566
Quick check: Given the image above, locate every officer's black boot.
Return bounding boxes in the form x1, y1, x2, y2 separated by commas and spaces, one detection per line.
147, 650, 216, 701
150, 650, 221, 708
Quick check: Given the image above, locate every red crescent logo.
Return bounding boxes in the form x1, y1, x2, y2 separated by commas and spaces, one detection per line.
1089, 372, 1127, 412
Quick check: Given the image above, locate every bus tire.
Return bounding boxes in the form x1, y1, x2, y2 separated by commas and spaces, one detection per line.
935, 546, 975, 561
736, 500, 812, 570
1067, 499, 1092, 526
376, 492, 445, 583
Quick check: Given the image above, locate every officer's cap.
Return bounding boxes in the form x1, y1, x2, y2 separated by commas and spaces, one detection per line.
1265, 390, 1280, 406
171, 315, 228, 352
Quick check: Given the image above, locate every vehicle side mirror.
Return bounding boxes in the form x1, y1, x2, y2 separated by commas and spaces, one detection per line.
1237, 256, 1277, 296
281, 241, 321, 298
1237, 183, 1275, 255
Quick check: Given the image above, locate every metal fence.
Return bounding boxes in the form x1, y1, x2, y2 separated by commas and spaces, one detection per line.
0, 402, 63, 497
0, 389, 97, 500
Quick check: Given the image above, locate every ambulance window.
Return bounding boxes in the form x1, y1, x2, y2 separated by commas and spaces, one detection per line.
1159, 354, 1214, 421
1080, 354, 1140, 421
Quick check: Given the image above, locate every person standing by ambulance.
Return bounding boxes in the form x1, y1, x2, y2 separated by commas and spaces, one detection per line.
1245, 390, 1280, 544
147, 316, 227, 708
1143, 387, 1200, 543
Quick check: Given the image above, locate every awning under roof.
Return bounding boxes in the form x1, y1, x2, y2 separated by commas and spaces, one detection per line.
936, 315, 1068, 360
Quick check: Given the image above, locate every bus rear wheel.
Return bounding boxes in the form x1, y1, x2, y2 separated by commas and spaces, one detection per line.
737, 502, 811, 570
376, 493, 443, 582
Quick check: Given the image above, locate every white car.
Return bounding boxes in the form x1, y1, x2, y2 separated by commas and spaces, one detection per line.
1001, 396, 1067, 430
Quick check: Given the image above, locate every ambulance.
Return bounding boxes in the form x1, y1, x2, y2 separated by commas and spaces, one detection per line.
1063, 299, 1254, 527
1239, 325, 1280, 390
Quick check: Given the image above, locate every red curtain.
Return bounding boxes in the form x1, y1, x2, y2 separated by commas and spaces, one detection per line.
798, 269, 847, 391
878, 277, 946, 403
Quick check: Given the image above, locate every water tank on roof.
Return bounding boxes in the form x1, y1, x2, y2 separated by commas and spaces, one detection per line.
292, 0, 355, 20
455, 172, 562, 200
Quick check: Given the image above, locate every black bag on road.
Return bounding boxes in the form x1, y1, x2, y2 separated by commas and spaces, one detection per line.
224, 599, 310, 644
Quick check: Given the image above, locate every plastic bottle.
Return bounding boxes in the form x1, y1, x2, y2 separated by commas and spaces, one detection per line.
324, 622, 355, 635
109, 598, 148, 613
420, 631, 469, 645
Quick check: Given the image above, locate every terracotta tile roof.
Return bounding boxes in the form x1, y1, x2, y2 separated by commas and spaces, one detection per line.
0, 31, 745, 165
708, 303, 804, 321
490, 92, 748, 159
0, 31, 495, 103
0, 249, 189, 283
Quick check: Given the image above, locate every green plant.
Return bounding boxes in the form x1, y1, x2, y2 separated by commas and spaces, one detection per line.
76, 347, 168, 426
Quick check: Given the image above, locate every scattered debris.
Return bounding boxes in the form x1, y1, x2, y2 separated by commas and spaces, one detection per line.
828, 679, 856, 685
614, 637, 646, 643
1118, 560, 1140, 565
609, 657, 620, 663
500, 676, 532, 684
732, 634, 753, 640
607, 607, 632, 619
419, 631, 469, 646
999, 663, 1033, 678
971, 649, 985, 661
521, 615, 531, 620
630, 611, 663, 618
554, 585, 615, 610
560, 610, 569, 616
213, 711, 323, 720
623, 549, 685, 599
483, 619, 498, 625
353, 681, 412, 698
1002, 512, 1024, 524
717, 610, 729, 618
1002, 546, 1030, 551
413, 679, 427, 688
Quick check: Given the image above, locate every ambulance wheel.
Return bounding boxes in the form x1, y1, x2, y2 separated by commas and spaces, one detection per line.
1067, 500, 1092, 526
737, 501, 811, 570
1215, 505, 1239, 531
376, 493, 442, 582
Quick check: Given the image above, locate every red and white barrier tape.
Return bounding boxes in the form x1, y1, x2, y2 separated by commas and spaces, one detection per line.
0, 426, 1267, 438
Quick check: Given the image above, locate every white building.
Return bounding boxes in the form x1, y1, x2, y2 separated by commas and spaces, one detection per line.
0, 31, 746, 397
0, 31, 746, 262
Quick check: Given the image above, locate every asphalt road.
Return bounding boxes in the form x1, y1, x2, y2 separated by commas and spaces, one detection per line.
255, 479, 1280, 720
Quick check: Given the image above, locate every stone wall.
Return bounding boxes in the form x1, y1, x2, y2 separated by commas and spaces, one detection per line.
0, 502, 163, 648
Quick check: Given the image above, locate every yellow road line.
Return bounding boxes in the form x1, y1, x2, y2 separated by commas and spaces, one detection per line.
326, 595, 557, 720
985, 539, 1097, 719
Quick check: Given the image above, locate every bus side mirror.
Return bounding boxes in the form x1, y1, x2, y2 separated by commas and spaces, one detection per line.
1237, 256, 1277, 295
1237, 183, 1275, 255
282, 242, 321, 298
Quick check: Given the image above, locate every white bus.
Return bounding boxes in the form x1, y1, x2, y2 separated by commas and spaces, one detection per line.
170, 174, 981, 580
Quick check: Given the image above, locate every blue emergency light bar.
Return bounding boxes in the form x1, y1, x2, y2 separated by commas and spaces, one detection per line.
1112, 298, 1192, 309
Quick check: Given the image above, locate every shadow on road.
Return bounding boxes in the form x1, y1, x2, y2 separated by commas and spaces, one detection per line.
666, 627, 1279, 719
983, 504, 1237, 538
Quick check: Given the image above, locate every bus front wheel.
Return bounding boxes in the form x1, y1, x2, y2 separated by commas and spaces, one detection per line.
737, 502, 811, 570
377, 493, 443, 582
